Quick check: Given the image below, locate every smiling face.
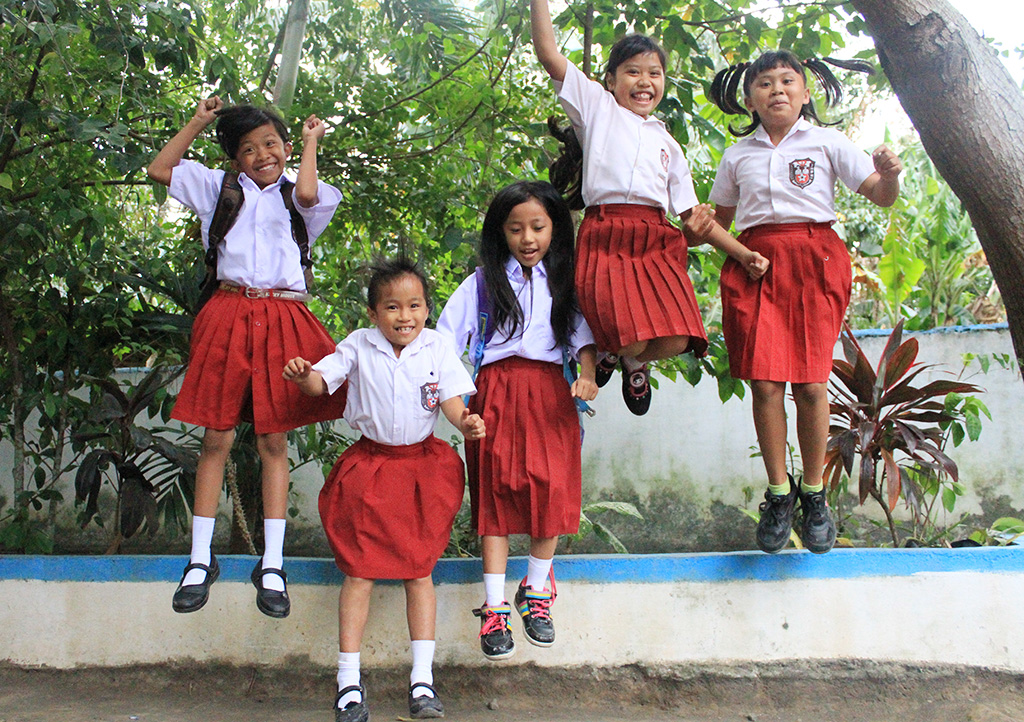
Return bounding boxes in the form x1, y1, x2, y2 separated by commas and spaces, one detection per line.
367, 273, 429, 357
503, 198, 553, 274
744, 64, 810, 137
231, 122, 291, 188
605, 51, 665, 118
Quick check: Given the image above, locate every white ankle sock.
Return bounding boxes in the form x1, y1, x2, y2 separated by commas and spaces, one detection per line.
410, 640, 435, 697
183, 516, 215, 586
483, 573, 506, 607
261, 518, 286, 592
337, 652, 361, 707
526, 555, 553, 591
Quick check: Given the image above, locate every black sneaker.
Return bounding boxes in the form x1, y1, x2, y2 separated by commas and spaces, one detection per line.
755, 482, 798, 554
799, 487, 837, 554
472, 602, 515, 660
513, 576, 556, 647
595, 354, 619, 388
622, 363, 651, 416
334, 684, 369, 722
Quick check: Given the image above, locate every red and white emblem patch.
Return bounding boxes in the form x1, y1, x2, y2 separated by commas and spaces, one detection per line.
789, 158, 815, 188
420, 382, 439, 411
660, 148, 670, 172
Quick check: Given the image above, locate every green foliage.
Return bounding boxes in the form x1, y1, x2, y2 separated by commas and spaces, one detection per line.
566, 500, 644, 553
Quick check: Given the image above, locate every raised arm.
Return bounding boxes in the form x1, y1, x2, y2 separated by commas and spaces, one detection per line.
530, 0, 567, 82
857, 144, 902, 208
147, 96, 222, 187
294, 115, 325, 208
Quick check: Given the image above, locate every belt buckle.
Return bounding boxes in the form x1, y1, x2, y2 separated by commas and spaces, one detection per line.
244, 287, 270, 299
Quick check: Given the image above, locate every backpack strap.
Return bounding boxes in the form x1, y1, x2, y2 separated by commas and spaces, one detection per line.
278, 180, 315, 292
195, 172, 243, 313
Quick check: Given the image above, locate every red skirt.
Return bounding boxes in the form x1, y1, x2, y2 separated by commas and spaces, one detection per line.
466, 357, 581, 537
721, 223, 851, 383
171, 289, 347, 433
319, 436, 465, 579
576, 204, 708, 356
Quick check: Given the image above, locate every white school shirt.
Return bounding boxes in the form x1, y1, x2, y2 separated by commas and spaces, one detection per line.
169, 159, 343, 291
708, 119, 876, 232
312, 327, 475, 447
554, 61, 699, 217
436, 258, 596, 366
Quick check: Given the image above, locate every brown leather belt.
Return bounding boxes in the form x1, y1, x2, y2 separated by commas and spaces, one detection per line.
219, 282, 311, 302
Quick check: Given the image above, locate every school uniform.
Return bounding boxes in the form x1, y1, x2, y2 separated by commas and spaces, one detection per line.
168, 160, 347, 433
313, 327, 475, 579
436, 259, 594, 537
709, 119, 876, 382
555, 62, 708, 356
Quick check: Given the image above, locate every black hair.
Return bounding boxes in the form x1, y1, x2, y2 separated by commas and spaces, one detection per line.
479, 181, 576, 349
214, 104, 290, 160
708, 50, 874, 137
366, 255, 432, 314
549, 34, 667, 210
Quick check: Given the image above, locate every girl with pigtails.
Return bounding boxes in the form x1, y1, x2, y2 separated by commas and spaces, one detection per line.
706, 50, 902, 555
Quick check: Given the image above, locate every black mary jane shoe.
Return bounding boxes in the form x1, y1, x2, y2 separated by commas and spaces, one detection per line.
409, 682, 445, 719
172, 554, 220, 613
250, 559, 290, 618
334, 684, 369, 722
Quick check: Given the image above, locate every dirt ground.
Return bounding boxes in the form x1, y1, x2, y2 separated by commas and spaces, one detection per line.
3, 660, 1024, 722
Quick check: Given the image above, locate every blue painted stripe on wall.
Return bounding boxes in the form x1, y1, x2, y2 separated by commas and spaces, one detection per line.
2, 547, 1023, 585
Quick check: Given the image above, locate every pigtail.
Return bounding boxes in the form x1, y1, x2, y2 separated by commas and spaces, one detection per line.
547, 116, 585, 211
803, 57, 874, 108
708, 62, 751, 117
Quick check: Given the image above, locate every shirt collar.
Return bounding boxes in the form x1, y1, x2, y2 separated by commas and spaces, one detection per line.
367, 326, 425, 359
753, 117, 812, 146
237, 171, 290, 192
505, 256, 548, 282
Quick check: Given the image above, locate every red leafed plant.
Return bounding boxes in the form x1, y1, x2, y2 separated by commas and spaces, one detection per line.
824, 321, 983, 545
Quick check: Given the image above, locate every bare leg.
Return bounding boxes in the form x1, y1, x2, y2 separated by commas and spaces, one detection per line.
617, 340, 649, 358
339, 576, 375, 653
256, 432, 289, 519
751, 380, 790, 487
404, 576, 436, 640
529, 536, 558, 560
481, 535, 509, 575
635, 335, 691, 362
792, 382, 829, 488
192, 427, 234, 518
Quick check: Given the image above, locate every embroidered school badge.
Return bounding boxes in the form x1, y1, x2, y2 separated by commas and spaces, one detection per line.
789, 158, 815, 188
660, 149, 670, 172
420, 382, 440, 411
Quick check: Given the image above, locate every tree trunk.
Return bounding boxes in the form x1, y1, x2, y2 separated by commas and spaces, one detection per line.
851, 0, 1024, 370
273, 0, 309, 111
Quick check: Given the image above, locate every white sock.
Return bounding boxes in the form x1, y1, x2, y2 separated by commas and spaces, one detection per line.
526, 555, 553, 591
337, 652, 361, 708
621, 355, 644, 373
599, 351, 619, 365
483, 573, 506, 607
183, 515, 216, 586
410, 640, 435, 697
261, 518, 286, 592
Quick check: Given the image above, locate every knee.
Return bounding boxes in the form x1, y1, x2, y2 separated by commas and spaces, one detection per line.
256, 433, 288, 460
792, 382, 827, 406
201, 428, 235, 457
751, 380, 785, 403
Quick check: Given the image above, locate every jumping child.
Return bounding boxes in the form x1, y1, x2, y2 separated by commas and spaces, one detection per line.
707, 50, 902, 554
529, 0, 767, 415
437, 180, 598, 660
284, 257, 485, 721
148, 98, 347, 617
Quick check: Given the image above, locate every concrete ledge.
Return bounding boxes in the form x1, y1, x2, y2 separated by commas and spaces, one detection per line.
3, 548, 1024, 670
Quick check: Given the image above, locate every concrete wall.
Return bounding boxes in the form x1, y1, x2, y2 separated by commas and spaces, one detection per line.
4, 548, 1024, 671
1, 324, 1021, 554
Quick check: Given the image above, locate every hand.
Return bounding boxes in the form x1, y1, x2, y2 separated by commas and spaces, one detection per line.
683, 203, 717, 243
744, 250, 770, 280
571, 376, 598, 402
193, 96, 223, 126
282, 357, 313, 381
872, 144, 902, 179
460, 408, 486, 440
301, 115, 327, 144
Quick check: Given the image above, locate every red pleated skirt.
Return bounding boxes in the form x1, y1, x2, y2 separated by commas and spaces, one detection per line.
721, 223, 851, 383
465, 357, 581, 537
576, 204, 708, 356
319, 436, 466, 579
171, 289, 347, 433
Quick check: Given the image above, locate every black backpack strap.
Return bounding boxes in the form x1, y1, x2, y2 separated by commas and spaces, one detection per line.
205, 171, 243, 269
279, 180, 314, 292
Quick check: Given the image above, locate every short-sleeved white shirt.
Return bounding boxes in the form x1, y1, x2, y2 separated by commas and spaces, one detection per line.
555, 62, 699, 217
169, 159, 343, 291
312, 327, 475, 447
436, 258, 596, 366
709, 119, 875, 232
